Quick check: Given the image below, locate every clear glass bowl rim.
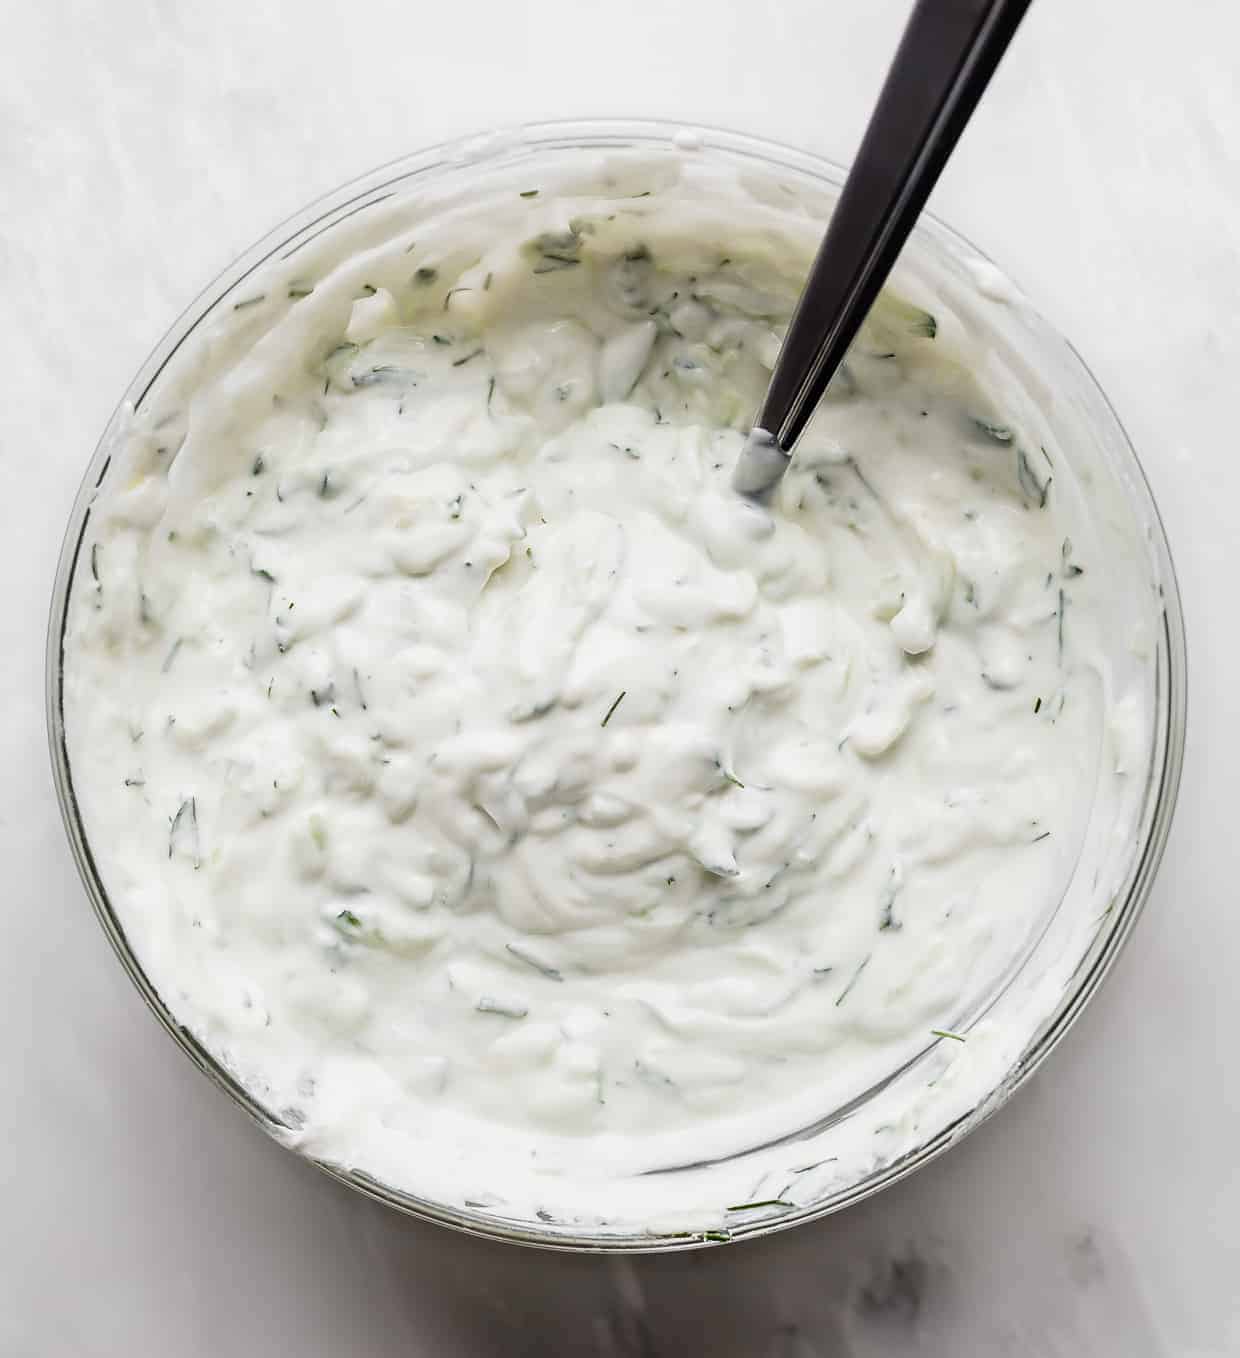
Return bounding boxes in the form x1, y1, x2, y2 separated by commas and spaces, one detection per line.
45, 116, 1188, 1253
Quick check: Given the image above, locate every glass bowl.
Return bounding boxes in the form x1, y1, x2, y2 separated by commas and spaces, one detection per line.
46, 119, 1186, 1251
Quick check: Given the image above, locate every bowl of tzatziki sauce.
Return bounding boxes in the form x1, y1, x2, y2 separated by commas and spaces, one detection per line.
47, 120, 1185, 1250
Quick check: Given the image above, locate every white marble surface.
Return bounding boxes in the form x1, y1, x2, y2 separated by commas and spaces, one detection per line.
2, 1, 1235, 1352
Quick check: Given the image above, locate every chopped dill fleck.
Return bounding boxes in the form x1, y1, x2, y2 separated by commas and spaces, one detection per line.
1016, 447, 1051, 508
90, 542, 100, 584
878, 868, 902, 931
168, 801, 188, 853
443, 286, 471, 310
1034, 696, 1043, 714
726, 1199, 793, 1213
161, 638, 183, 674
714, 757, 744, 788
519, 189, 540, 198
910, 311, 938, 338
601, 691, 626, 727
287, 284, 313, 300
483, 271, 493, 291
931, 1029, 967, 1043
452, 348, 484, 367
168, 796, 199, 867
790, 1157, 838, 1175
336, 908, 362, 929
505, 942, 563, 981
232, 294, 265, 311
1061, 537, 1085, 578
486, 376, 496, 411
835, 954, 870, 1007
972, 418, 1010, 445
432, 334, 451, 345
1032, 830, 1052, 843
700, 1230, 732, 1243
973, 417, 1013, 443
251, 453, 265, 475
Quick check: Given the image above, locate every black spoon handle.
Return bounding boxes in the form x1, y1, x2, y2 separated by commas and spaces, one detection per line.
737, 0, 1032, 495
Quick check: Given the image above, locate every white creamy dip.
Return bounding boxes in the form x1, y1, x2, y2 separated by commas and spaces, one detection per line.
63, 148, 1149, 1236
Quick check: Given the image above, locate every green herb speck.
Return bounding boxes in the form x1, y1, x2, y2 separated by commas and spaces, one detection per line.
973, 417, 1013, 443
835, 954, 870, 1007
910, 311, 937, 339
505, 942, 563, 981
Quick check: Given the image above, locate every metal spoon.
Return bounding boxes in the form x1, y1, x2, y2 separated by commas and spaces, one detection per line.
733, 0, 1033, 501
